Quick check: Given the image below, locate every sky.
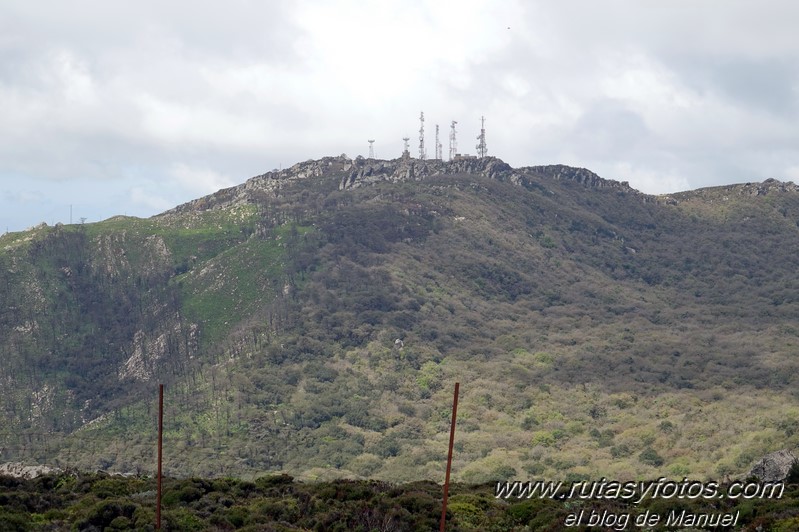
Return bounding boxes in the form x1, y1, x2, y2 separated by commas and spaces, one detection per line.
2, 1, 799, 233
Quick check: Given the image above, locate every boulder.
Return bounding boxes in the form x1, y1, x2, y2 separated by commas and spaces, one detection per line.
747, 449, 797, 482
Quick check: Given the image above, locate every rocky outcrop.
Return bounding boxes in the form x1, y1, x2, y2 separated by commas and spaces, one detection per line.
0, 462, 62, 479
736, 178, 799, 197
156, 155, 642, 218
338, 156, 514, 190
747, 449, 797, 482
520, 164, 635, 192
663, 178, 799, 205
119, 321, 199, 382
158, 155, 356, 217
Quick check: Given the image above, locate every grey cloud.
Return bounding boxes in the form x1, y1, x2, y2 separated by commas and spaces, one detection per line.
704, 58, 798, 116
666, 53, 799, 116
1, 1, 304, 63
570, 101, 650, 158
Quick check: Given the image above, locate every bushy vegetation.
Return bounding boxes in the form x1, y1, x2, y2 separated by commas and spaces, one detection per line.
1, 471, 798, 531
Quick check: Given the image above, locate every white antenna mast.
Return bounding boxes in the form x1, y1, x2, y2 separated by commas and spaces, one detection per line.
418, 111, 426, 160
435, 124, 442, 160
476, 116, 487, 158
449, 120, 458, 161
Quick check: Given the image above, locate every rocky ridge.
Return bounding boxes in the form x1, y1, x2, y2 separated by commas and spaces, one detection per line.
661, 178, 799, 205
158, 155, 641, 218
162, 155, 796, 217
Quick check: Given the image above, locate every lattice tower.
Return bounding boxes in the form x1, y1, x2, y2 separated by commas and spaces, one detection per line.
449, 121, 458, 161
476, 116, 487, 158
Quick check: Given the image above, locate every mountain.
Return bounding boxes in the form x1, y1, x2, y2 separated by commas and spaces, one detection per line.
2, 154, 799, 483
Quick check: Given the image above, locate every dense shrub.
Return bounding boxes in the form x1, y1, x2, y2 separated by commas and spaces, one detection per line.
638, 447, 665, 467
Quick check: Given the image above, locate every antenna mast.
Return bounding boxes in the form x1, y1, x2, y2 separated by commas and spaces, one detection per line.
418, 111, 426, 160
402, 136, 410, 160
435, 124, 442, 160
476, 115, 487, 158
449, 121, 458, 161
368, 139, 375, 159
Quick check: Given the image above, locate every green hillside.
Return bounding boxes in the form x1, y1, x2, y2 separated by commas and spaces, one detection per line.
2, 155, 799, 484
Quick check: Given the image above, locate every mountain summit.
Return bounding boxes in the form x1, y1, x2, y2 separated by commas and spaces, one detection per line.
160, 155, 636, 217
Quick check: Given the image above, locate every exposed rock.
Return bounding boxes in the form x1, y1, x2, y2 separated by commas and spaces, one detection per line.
747, 449, 797, 482
157, 155, 639, 219
738, 178, 799, 197
338, 157, 638, 194
158, 155, 355, 217
0, 462, 62, 479
520, 164, 634, 191
670, 179, 799, 203
339, 156, 517, 190
119, 321, 199, 382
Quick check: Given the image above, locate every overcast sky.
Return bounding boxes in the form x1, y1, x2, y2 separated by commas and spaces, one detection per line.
2, 1, 798, 233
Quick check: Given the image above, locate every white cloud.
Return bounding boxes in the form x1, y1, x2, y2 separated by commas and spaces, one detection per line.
169, 163, 236, 196
3, 189, 40, 204
129, 186, 173, 213
607, 162, 691, 195
50, 49, 96, 104
784, 166, 799, 183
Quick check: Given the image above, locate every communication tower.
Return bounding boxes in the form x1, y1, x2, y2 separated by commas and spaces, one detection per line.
476, 116, 487, 158
368, 139, 375, 159
449, 121, 458, 161
435, 124, 442, 160
418, 111, 426, 160
402, 136, 410, 159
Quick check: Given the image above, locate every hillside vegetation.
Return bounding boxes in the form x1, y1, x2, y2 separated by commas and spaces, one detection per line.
2, 155, 799, 484
1, 471, 798, 530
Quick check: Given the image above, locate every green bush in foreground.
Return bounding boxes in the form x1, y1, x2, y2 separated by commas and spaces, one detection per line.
1, 472, 799, 530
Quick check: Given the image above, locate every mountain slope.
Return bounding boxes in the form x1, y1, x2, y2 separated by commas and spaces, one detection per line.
2, 155, 799, 482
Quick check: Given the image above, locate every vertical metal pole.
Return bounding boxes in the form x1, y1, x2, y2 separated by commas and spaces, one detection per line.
440, 382, 460, 532
157, 383, 163, 529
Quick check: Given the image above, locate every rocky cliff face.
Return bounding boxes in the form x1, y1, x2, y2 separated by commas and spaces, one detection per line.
338, 155, 514, 189
160, 155, 642, 219
748, 449, 798, 482
0, 222, 195, 435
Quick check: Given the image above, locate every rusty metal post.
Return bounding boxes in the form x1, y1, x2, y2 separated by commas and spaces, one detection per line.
157, 383, 163, 529
440, 382, 460, 531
